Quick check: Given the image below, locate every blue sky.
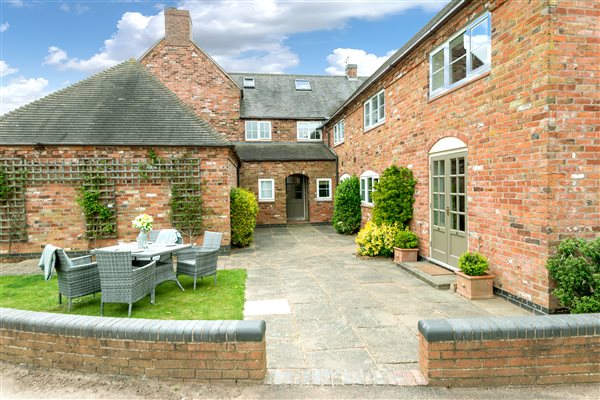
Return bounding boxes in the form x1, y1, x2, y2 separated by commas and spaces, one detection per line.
1, 1, 448, 114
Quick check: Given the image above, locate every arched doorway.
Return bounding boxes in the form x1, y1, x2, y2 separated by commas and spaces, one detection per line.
429, 137, 468, 269
286, 174, 308, 221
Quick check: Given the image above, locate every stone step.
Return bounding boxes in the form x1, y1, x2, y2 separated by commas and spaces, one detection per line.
396, 261, 456, 290
265, 368, 427, 386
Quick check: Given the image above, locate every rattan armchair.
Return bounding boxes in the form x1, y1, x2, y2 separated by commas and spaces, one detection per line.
54, 249, 101, 311
96, 250, 157, 317
176, 231, 223, 290
148, 229, 184, 291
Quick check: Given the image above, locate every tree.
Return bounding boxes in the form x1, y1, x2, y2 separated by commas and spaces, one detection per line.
332, 176, 361, 234
372, 165, 416, 226
230, 187, 258, 247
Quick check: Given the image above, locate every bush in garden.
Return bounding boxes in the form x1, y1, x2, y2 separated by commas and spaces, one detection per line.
355, 221, 400, 257
332, 176, 362, 234
230, 187, 258, 247
458, 252, 490, 276
394, 228, 419, 249
546, 237, 600, 313
372, 165, 416, 226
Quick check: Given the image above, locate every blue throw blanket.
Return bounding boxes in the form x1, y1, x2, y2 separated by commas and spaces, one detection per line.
38, 244, 59, 280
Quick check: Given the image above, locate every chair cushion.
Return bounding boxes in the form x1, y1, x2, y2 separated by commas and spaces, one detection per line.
177, 259, 195, 267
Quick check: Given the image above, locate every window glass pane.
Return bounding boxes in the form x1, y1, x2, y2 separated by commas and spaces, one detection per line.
318, 181, 330, 198
458, 177, 465, 194
451, 195, 457, 211
378, 92, 385, 108
364, 103, 370, 127
450, 34, 467, 84
432, 50, 444, 73
451, 178, 457, 194
470, 17, 490, 71
360, 179, 366, 201
260, 181, 273, 198
294, 79, 311, 90
434, 210, 439, 226
459, 195, 465, 212
433, 193, 439, 209
440, 210, 445, 225
439, 160, 445, 175
459, 214, 466, 232
451, 159, 457, 175
458, 158, 465, 174
432, 70, 444, 91
246, 122, 257, 139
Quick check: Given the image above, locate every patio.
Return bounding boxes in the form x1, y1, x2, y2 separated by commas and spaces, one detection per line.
224, 225, 531, 385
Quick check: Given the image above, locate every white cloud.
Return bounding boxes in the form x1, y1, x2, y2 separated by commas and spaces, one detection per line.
6, 0, 26, 8
325, 48, 397, 77
1, 76, 49, 115
0, 60, 18, 77
0, 22, 9, 32
60, 3, 90, 14
43, 0, 447, 74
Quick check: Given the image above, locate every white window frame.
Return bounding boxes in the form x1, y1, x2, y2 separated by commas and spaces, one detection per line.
297, 121, 322, 141
316, 178, 332, 201
360, 170, 379, 206
339, 173, 351, 182
258, 179, 275, 202
243, 77, 255, 88
245, 120, 271, 141
363, 89, 385, 131
294, 79, 311, 90
429, 12, 491, 97
333, 120, 345, 145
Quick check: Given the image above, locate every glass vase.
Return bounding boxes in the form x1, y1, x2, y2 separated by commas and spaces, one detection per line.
137, 231, 149, 249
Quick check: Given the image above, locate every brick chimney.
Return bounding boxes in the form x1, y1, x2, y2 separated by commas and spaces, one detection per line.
345, 63, 358, 80
164, 8, 192, 45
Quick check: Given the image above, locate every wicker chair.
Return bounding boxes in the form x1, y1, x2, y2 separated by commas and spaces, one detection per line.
54, 249, 101, 311
148, 229, 184, 291
95, 250, 157, 317
176, 231, 223, 290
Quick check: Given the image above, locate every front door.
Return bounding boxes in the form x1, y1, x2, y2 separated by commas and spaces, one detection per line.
286, 175, 307, 221
430, 152, 467, 268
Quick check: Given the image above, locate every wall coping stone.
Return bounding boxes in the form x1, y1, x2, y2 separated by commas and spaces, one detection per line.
0, 308, 265, 342
418, 314, 600, 342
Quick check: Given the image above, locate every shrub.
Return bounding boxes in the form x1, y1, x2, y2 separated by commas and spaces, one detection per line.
230, 187, 258, 247
372, 165, 416, 226
394, 228, 419, 249
546, 237, 600, 313
458, 252, 489, 276
355, 221, 400, 257
332, 176, 361, 234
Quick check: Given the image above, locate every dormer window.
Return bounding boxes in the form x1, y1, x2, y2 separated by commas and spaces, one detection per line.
294, 79, 311, 91
243, 77, 255, 88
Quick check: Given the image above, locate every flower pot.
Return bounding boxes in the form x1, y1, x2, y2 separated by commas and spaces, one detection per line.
455, 271, 495, 300
393, 247, 418, 263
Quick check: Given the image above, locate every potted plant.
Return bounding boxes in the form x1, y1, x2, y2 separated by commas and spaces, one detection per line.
393, 228, 419, 263
455, 252, 495, 300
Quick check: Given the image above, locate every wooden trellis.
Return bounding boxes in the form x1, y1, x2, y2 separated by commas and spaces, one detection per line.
0, 160, 27, 243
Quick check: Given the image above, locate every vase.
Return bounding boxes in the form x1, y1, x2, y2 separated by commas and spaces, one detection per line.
137, 231, 149, 249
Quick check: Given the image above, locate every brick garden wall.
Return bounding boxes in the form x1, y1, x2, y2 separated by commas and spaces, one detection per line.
0, 308, 266, 383
239, 160, 336, 225
323, 0, 599, 312
0, 146, 238, 254
418, 314, 600, 387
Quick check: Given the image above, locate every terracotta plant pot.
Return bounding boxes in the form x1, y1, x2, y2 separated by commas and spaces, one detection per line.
455, 271, 495, 300
393, 247, 418, 263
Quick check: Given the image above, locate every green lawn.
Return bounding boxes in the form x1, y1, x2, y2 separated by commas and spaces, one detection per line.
0, 269, 246, 320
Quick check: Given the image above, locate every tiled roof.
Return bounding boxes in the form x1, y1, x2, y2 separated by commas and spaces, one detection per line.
229, 73, 365, 120
234, 142, 336, 162
1, 60, 230, 147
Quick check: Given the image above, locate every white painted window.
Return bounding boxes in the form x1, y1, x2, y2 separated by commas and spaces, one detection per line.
316, 178, 332, 201
363, 90, 385, 130
258, 179, 275, 202
294, 79, 311, 90
339, 173, 351, 182
297, 121, 322, 141
245, 121, 271, 141
243, 77, 255, 88
360, 170, 379, 205
333, 120, 345, 145
429, 12, 491, 97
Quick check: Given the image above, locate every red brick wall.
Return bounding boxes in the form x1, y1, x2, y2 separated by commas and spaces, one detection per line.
243, 119, 326, 143
0, 146, 237, 254
324, 0, 599, 311
419, 333, 600, 387
239, 161, 336, 225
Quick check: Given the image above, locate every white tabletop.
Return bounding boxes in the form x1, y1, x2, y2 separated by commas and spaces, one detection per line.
91, 243, 191, 259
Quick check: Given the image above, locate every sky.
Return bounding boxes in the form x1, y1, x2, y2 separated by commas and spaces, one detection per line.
0, 0, 449, 115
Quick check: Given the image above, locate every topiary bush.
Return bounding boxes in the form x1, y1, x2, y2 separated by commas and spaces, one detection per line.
458, 252, 489, 276
355, 221, 400, 257
546, 237, 600, 313
230, 187, 258, 247
372, 165, 416, 226
332, 176, 361, 234
394, 228, 419, 249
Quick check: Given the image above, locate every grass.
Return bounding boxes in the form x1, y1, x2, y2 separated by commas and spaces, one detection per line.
0, 270, 246, 320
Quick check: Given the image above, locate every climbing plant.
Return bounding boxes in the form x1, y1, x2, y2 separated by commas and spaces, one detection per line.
0, 165, 28, 252
75, 167, 116, 240
169, 170, 203, 245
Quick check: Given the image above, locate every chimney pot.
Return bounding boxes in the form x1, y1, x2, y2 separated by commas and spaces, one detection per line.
345, 63, 358, 80
164, 8, 192, 45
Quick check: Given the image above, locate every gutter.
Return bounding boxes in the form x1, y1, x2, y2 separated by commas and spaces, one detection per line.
327, 0, 466, 123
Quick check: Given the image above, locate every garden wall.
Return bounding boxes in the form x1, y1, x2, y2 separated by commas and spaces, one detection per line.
418, 314, 600, 387
0, 308, 266, 383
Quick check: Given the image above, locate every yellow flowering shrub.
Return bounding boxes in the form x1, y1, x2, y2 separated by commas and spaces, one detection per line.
355, 221, 400, 257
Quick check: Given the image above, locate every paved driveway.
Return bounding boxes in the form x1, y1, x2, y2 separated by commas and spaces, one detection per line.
225, 225, 530, 385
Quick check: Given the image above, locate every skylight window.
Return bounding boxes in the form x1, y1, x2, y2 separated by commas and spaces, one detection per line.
243, 77, 255, 88
294, 79, 311, 91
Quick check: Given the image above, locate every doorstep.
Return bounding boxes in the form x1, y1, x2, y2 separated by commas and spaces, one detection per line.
396, 261, 455, 290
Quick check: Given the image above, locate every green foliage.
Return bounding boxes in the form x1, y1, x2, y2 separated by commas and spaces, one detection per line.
372, 165, 416, 226
0, 167, 11, 201
76, 172, 115, 240
147, 148, 161, 165
230, 187, 258, 247
169, 179, 203, 244
546, 237, 600, 313
0, 269, 246, 319
355, 221, 401, 257
394, 228, 419, 249
332, 176, 362, 234
458, 252, 489, 276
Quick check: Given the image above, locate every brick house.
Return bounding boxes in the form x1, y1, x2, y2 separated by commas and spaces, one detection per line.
1, 1, 597, 313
